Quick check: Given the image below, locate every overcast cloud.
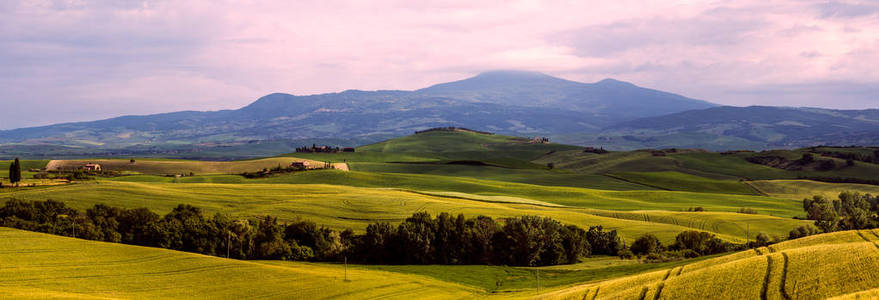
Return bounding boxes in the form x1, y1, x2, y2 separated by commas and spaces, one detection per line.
1, 0, 878, 129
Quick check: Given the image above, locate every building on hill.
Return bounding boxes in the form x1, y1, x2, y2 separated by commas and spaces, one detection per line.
82, 163, 102, 171
342, 147, 355, 152
291, 161, 310, 169
530, 137, 549, 144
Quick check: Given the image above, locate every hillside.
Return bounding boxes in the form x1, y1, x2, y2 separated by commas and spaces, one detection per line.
544, 229, 879, 299
0, 227, 479, 299
5, 227, 879, 299
593, 106, 879, 150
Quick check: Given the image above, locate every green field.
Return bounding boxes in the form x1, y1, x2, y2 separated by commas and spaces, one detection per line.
4, 131, 879, 298
545, 229, 879, 299
4, 227, 879, 299
0, 227, 479, 299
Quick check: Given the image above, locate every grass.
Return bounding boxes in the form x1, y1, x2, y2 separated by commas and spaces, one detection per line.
749, 179, 879, 200
0, 227, 480, 299
0, 178, 806, 242
350, 162, 654, 190
607, 171, 762, 195
44, 157, 320, 175
542, 229, 879, 299
356, 255, 713, 293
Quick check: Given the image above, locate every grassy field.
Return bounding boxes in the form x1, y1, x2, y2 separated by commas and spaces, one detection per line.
0, 180, 805, 243
44, 157, 325, 175
544, 229, 879, 299
5, 132, 879, 298
607, 171, 762, 195
748, 179, 879, 200
5, 227, 879, 299
0, 227, 480, 299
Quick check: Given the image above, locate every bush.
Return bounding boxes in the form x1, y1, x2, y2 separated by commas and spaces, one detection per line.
630, 234, 662, 255
737, 207, 758, 214
617, 248, 635, 259
788, 225, 820, 240
817, 159, 837, 171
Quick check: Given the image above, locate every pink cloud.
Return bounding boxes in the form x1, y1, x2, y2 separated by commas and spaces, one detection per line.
1, 0, 878, 129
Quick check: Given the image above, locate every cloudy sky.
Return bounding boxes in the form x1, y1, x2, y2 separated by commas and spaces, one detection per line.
1, 0, 878, 129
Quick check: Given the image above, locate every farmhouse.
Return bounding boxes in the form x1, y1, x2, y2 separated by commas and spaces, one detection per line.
82, 163, 102, 171
291, 161, 310, 169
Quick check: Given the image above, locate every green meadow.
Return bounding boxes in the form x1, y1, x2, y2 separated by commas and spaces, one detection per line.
3, 131, 879, 298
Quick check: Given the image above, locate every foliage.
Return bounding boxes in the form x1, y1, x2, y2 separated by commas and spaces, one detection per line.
630, 234, 663, 255
0, 199, 605, 266
803, 191, 879, 232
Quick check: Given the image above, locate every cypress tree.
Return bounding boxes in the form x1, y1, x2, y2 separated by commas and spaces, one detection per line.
10, 158, 21, 184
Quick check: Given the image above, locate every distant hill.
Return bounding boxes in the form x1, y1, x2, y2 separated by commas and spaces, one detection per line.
0, 71, 715, 157
418, 70, 716, 120
579, 106, 879, 150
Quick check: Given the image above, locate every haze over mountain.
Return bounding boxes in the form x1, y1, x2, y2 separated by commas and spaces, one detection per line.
0, 71, 714, 151
592, 106, 879, 150
1, 70, 878, 157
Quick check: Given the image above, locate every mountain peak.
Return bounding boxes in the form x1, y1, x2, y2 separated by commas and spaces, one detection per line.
595, 78, 635, 87
473, 70, 554, 79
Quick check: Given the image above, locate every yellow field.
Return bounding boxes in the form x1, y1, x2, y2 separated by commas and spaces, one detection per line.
542, 229, 879, 300
44, 157, 339, 175
0, 181, 806, 243
0, 227, 480, 299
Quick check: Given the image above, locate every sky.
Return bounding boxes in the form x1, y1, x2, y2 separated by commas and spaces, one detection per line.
1, 0, 878, 129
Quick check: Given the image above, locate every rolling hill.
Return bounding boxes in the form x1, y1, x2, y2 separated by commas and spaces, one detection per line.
591, 106, 879, 150
0, 227, 480, 299
5, 226, 879, 299
544, 229, 879, 299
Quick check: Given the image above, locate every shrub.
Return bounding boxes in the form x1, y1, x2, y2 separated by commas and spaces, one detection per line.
630, 234, 662, 255
617, 248, 635, 259
788, 225, 820, 240
737, 207, 758, 214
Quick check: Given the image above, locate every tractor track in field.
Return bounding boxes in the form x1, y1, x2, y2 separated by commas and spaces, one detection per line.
780, 252, 792, 300
761, 255, 774, 300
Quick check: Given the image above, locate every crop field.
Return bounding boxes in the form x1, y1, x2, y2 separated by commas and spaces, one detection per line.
4, 132, 879, 299
748, 179, 879, 200
607, 171, 762, 195
0, 228, 480, 299
543, 229, 879, 300
44, 157, 327, 175
0, 180, 804, 242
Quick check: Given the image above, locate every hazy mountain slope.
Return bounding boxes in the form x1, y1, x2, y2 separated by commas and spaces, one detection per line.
0, 71, 715, 150
418, 70, 717, 120
591, 106, 879, 150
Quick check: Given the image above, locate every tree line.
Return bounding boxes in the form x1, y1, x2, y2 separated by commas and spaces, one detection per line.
802, 191, 879, 233
0, 199, 629, 266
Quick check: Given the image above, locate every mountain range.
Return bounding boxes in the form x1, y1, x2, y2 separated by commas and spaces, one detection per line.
1, 70, 877, 158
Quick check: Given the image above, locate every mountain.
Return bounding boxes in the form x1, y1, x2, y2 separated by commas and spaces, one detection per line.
418, 70, 716, 120
0, 71, 715, 156
589, 106, 879, 150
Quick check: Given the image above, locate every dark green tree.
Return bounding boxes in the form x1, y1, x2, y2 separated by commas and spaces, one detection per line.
630, 234, 662, 255
9, 158, 22, 185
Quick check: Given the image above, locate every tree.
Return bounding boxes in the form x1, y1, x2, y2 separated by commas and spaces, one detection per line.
788, 225, 820, 240
801, 153, 815, 163
804, 195, 839, 232
8, 158, 21, 185
630, 234, 662, 255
